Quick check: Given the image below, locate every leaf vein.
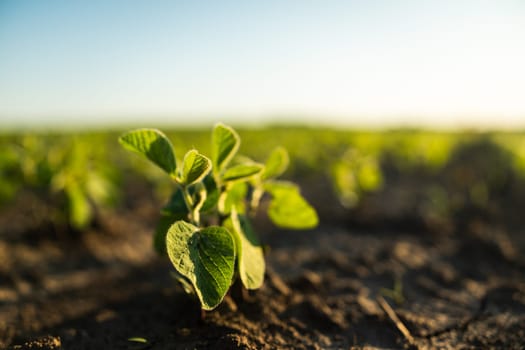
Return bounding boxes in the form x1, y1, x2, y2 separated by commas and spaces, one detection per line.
197, 248, 224, 290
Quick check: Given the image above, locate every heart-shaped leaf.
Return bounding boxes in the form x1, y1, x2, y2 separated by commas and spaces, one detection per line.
212, 123, 240, 173
166, 221, 235, 310
182, 149, 212, 185
119, 129, 176, 175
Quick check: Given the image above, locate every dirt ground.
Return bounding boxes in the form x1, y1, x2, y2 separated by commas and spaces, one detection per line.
2, 146, 525, 349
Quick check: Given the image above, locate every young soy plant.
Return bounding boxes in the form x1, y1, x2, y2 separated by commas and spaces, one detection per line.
119, 123, 318, 310
2, 134, 119, 230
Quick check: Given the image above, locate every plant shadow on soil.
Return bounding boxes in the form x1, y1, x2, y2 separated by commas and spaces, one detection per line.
1, 138, 525, 349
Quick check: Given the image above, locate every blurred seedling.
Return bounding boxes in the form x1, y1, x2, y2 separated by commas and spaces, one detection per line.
331, 148, 383, 208
380, 275, 405, 305
3, 134, 118, 229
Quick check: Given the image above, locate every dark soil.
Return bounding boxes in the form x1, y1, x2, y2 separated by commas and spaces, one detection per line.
2, 144, 525, 349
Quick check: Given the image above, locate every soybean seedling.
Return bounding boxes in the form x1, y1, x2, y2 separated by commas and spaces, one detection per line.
119, 123, 318, 310
4, 134, 118, 229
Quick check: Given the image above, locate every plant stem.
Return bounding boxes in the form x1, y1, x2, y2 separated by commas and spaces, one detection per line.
217, 187, 228, 215
249, 186, 264, 216
181, 185, 199, 225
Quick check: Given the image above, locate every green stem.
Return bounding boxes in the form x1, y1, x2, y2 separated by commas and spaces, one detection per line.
192, 206, 200, 226
216, 185, 231, 226
249, 186, 264, 217
217, 187, 228, 215
181, 185, 198, 225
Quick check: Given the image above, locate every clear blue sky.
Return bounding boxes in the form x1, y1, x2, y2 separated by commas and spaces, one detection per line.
1, 0, 524, 129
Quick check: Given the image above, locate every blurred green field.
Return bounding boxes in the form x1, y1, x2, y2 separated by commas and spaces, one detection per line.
2, 126, 525, 232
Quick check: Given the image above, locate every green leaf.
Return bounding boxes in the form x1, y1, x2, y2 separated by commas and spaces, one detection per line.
201, 174, 219, 212
265, 181, 318, 229
332, 162, 359, 208
357, 161, 383, 192
66, 184, 92, 229
182, 149, 212, 185
119, 129, 176, 175
212, 123, 240, 172
166, 221, 235, 310
86, 172, 116, 206
223, 182, 248, 214
226, 210, 265, 290
222, 164, 264, 182
262, 147, 289, 180
263, 180, 300, 196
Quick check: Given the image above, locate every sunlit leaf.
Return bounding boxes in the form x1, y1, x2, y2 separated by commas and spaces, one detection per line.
357, 160, 382, 192
66, 184, 92, 229
166, 221, 235, 310
223, 182, 247, 214
263, 180, 300, 196
182, 149, 212, 185
222, 164, 264, 182
201, 174, 219, 212
119, 129, 176, 175
262, 146, 289, 180
265, 181, 318, 229
212, 123, 240, 173
86, 172, 116, 205
225, 210, 265, 289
